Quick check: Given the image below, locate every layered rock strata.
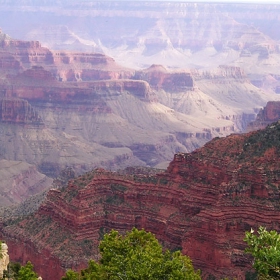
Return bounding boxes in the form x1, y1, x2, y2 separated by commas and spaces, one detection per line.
134, 65, 194, 92
0, 98, 43, 125
0, 31, 279, 176
0, 160, 52, 206
247, 101, 280, 131
2, 122, 280, 279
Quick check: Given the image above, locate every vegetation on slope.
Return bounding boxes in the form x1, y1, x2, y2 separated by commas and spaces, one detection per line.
241, 121, 280, 159
61, 228, 201, 280
2, 261, 39, 280
57, 226, 280, 280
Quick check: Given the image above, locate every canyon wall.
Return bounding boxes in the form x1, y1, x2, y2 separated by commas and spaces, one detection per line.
0, 31, 276, 176
247, 101, 280, 131
134, 65, 194, 92
0, 160, 52, 206
2, 122, 280, 279
0, 98, 43, 125
1, 2, 279, 69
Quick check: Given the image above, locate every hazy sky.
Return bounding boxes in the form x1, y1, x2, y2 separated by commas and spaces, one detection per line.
134, 0, 279, 3
100, 0, 280, 4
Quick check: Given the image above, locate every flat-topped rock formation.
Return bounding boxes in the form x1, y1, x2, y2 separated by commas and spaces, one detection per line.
0, 98, 43, 125
134, 65, 194, 92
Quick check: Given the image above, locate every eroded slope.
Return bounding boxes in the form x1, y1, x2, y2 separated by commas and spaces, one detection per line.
2, 122, 280, 279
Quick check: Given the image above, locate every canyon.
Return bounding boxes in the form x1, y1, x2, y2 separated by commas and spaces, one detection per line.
1, 121, 280, 279
0, 1, 280, 279
0, 1, 279, 70
0, 26, 277, 183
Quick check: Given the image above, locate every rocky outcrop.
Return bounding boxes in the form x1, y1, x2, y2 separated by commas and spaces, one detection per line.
0, 54, 21, 73
85, 80, 154, 101
1, 38, 41, 50
0, 98, 43, 125
0, 30, 134, 81
247, 101, 280, 131
2, 122, 280, 279
11, 66, 57, 85
0, 160, 52, 206
260, 101, 280, 121
3, 80, 153, 104
197, 65, 247, 81
0, 242, 9, 279
1, 38, 54, 67
52, 52, 134, 82
135, 65, 194, 92
0, 30, 278, 177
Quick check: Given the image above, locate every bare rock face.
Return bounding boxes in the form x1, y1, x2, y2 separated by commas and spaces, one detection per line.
2, 122, 280, 279
134, 65, 194, 92
0, 30, 279, 176
0, 160, 52, 206
0, 36, 53, 70
12, 66, 57, 85
1, 38, 41, 50
52, 52, 134, 82
0, 242, 9, 279
247, 101, 280, 131
0, 98, 43, 125
201, 65, 247, 80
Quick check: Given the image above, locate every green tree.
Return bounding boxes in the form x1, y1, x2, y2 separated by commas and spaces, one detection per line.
62, 228, 201, 280
61, 269, 80, 280
17, 261, 38, 280
244, 226, 280, 280
4, 262, 21, 279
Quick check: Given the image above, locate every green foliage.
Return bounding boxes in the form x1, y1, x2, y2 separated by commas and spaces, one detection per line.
241, 122, 280, 159
61, 269, 80, 280
178, 183, 189, 189
71, 170, 96, 188
61, 228, 201, 280
111, 184, 128, 192
3, 262, 21, 279
206, 275, 216, 280
105, 195, 124, 205
81, 260, 105, 279
17, 261, 38, 280
244, 226, 280, 280
245, 271, 258, 280
159, 177, 168, 185
99, 227, 107, 241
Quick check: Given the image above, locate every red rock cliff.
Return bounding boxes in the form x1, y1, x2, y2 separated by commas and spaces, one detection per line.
247, 101, 280, 131
2, 122, 280, 279
0, 98, 43, 125
135, 64, 194, 91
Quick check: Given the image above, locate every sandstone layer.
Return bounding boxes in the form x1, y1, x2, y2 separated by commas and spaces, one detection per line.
2, 122, 280, 279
